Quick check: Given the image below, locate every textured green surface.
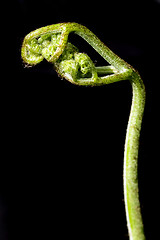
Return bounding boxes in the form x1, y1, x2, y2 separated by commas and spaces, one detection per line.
21, 22, 146, 240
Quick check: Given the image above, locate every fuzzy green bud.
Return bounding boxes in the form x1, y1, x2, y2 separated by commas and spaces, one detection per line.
58, 59, 79, 80
74, 52, 93, 75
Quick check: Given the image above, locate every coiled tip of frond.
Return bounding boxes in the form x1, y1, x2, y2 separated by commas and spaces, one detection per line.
21, 24, 98, 84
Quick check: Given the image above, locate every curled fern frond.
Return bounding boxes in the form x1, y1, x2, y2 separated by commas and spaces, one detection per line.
21, 22, 146, 240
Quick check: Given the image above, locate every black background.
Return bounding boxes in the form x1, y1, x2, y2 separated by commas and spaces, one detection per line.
1, 0, 160, 239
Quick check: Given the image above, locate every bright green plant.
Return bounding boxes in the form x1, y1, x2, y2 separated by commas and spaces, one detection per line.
21, 22, 146, 240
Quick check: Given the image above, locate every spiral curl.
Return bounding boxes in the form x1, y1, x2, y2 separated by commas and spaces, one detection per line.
22, 29, 98, 83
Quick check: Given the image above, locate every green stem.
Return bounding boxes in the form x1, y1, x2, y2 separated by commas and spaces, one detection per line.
95, 66, 119, 75
124, 74, 146, 240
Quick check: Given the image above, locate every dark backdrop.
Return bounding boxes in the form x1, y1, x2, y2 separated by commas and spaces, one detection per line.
1, 0, 160, 240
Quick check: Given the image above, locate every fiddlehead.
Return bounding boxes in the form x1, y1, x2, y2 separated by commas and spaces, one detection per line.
21, 22, 129, 85
21, 22, 146, 240
21, 24, 98, 83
